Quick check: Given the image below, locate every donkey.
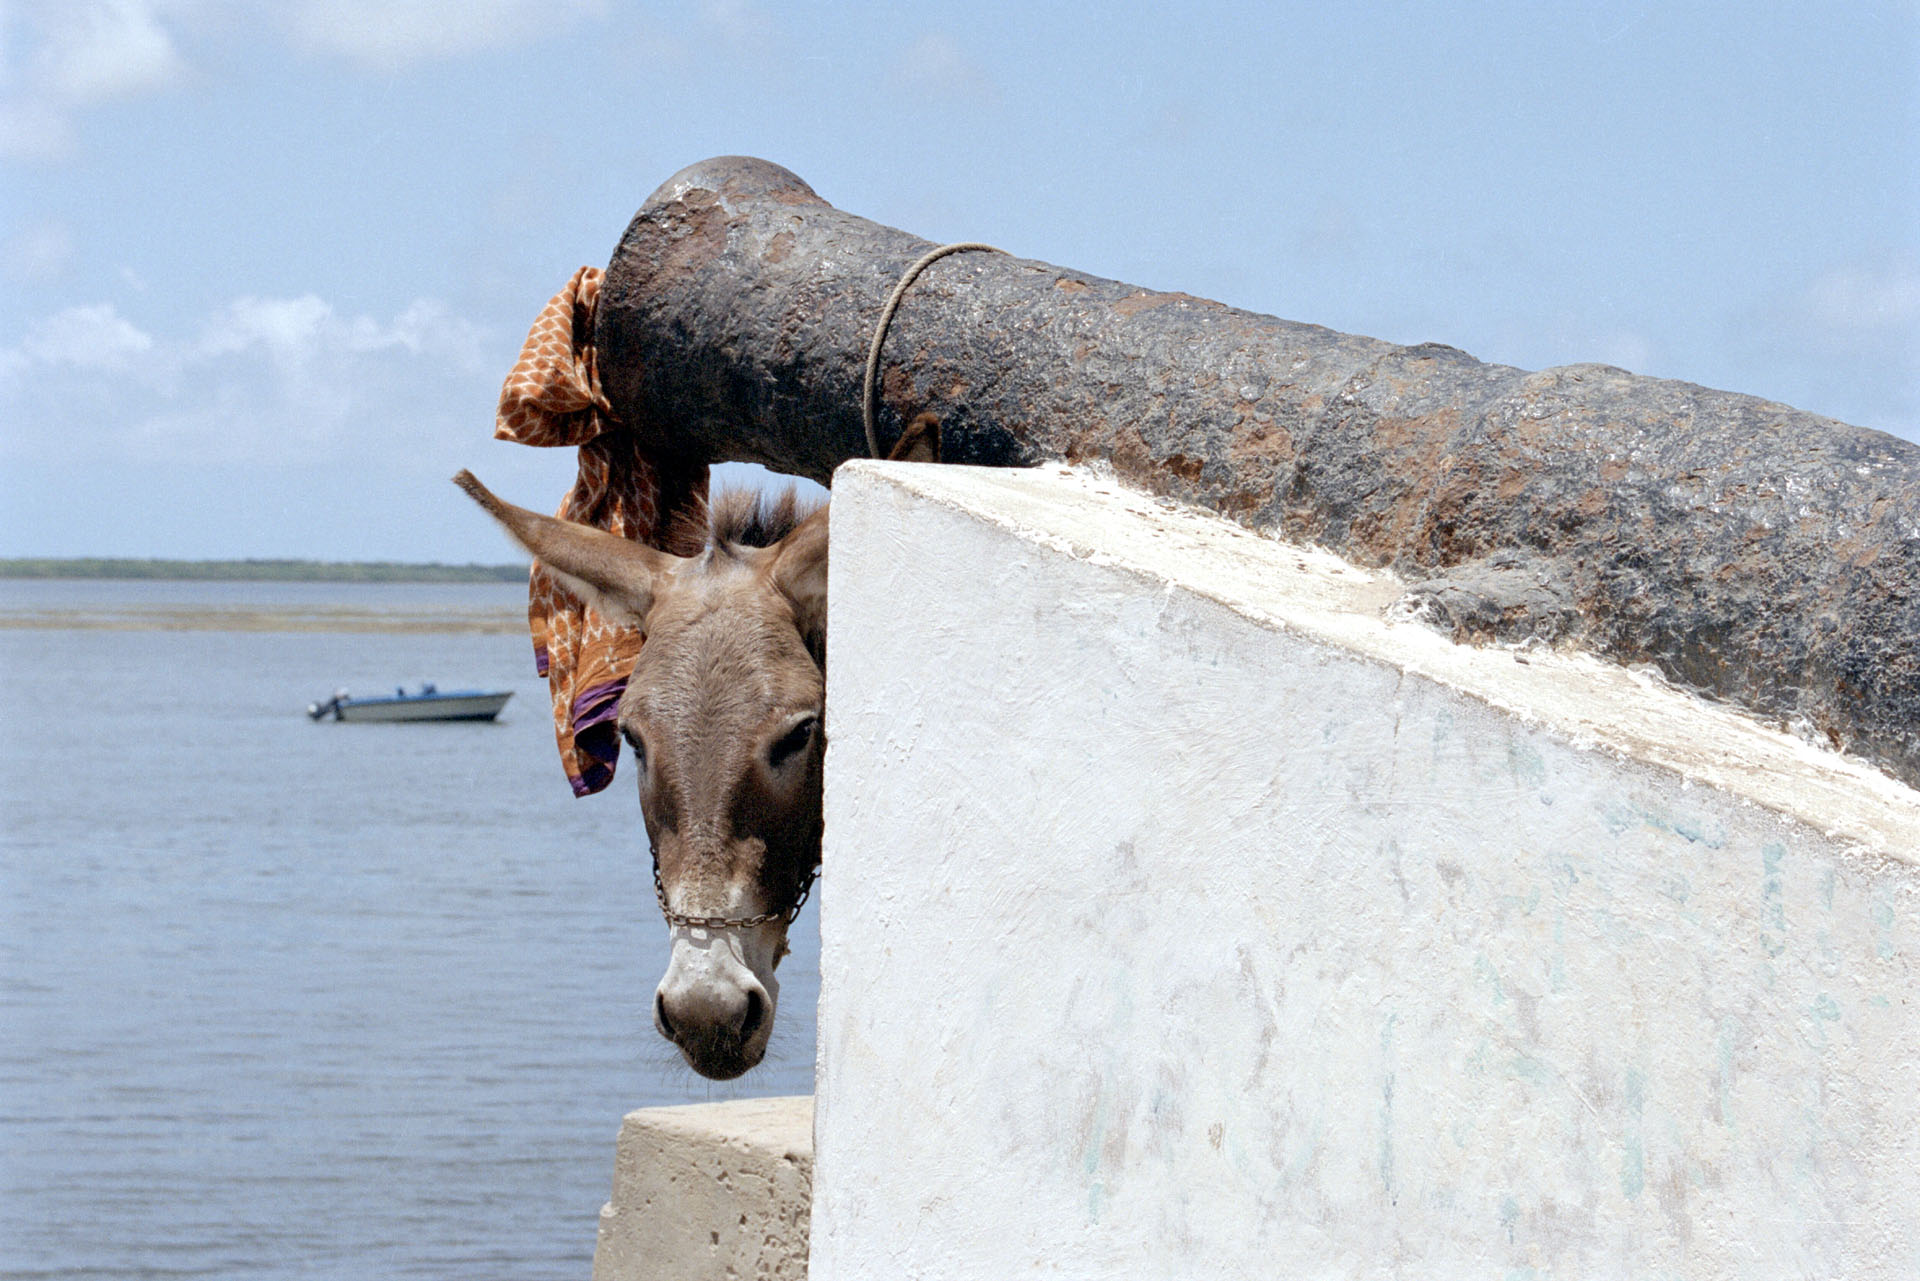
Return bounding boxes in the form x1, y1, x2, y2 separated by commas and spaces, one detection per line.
454, 469, 827, 1080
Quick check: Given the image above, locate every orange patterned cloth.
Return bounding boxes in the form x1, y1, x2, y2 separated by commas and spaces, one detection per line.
495, 266, 706, 796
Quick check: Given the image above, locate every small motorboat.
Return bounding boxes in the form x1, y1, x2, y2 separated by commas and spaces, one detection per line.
307, 683, 513, 723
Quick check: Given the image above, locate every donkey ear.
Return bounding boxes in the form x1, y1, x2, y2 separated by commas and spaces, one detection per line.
769, 506, 829, 664
453, 470, 674, 630
886, 411, 942, 464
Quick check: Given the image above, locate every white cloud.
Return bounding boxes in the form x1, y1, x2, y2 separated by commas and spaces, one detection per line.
194, 294, 488, 365
1, 292, 500, 464
287, 0, 604, 70
18, 302, 154, 369
349, 297, 468, 353
699, 0, 775, 52
890, 32, 992, 100
200, 294, 333, 360
36, 0, 184, 103
0, 0, 185, 161
1800, 256, 1920, 336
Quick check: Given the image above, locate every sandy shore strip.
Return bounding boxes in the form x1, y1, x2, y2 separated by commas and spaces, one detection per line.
0, 605, 526, 633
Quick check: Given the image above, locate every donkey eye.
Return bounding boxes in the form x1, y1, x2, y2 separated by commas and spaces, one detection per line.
768, 717, 817, 768
621, 726, 647, 769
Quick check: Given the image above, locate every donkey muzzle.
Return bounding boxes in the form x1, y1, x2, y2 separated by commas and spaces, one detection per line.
655, 924, 782, 1080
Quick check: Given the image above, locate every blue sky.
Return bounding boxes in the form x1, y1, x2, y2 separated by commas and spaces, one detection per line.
2, 1, 1914, 560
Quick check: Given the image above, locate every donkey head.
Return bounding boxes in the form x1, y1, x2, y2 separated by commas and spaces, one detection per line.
454, 470, 826, 1080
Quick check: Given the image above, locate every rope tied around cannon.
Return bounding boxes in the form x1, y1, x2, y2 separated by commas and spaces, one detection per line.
862, 242, 1005, 460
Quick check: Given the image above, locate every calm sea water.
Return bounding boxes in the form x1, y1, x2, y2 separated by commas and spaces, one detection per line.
0, 580, 819, 1280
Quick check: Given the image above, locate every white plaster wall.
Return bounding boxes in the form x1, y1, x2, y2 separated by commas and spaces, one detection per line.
814, 462, 1920, 1281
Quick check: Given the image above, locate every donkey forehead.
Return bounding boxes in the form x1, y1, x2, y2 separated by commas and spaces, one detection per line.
621, 575, 821, 725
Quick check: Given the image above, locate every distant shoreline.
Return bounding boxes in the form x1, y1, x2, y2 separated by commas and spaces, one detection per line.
0, 558, 529, 583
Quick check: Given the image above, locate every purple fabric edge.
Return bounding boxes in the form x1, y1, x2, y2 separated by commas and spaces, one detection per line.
570, 678, 626, 730
568, 760, 614, 798
567, 677, 627, 798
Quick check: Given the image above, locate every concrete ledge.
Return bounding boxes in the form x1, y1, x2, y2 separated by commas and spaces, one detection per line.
815, 462, 1920, 1280
593, 1096, 812, 1281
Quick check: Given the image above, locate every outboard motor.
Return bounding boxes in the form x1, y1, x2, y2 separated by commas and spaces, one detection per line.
307, 689, 348, 721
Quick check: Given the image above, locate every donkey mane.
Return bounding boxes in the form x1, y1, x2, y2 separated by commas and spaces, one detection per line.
677, 486, 825, 555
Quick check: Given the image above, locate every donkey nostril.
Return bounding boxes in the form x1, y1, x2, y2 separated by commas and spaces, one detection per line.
654, 990, 676, 1039
740, 988, 765, 1040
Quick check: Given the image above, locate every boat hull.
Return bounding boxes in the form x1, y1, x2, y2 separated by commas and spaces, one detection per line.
332, 692, 512, 723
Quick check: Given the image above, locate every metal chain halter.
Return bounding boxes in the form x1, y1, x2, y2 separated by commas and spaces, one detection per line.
650, 846, 820, 930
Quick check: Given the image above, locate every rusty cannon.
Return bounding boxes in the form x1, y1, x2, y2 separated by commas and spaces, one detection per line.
591, 155, 1920, 794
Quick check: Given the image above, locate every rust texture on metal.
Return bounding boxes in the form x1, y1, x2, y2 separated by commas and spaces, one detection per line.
598, 156, 1920, 792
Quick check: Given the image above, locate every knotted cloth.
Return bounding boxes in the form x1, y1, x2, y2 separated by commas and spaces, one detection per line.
494, 266, 706, 796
